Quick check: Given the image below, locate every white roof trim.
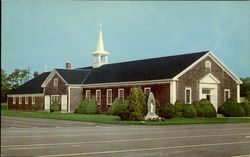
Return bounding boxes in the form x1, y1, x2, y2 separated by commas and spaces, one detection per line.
41, 69, 68, 87
199, 73, 220, 84
173, 51, 242, 84
7, 93, 44, 97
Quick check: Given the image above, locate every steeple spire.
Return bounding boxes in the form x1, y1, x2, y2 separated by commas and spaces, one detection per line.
92, 24, 110, 68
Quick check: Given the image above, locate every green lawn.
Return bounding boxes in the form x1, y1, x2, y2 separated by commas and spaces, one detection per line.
1, 110, 250, 125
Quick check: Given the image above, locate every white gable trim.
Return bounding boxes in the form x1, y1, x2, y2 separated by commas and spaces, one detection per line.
173, 51, 242, 84
199, 73, 220, 84
41, 70, 68, 88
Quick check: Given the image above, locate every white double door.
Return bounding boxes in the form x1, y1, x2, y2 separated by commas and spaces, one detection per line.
199, 84, 218, 111
44, 95, 67, 111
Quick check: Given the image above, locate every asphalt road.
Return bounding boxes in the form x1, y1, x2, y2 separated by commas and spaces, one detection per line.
1, 116, 250, 157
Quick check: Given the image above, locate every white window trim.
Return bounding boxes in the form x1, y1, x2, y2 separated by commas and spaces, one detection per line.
25, 97, 28, 104
224, 89, 230, 102
54, 78, 58, 86
19, 96, 22, 104
106, 89, 112, 105
51, 95, 60, 103
13, 97, 16, 104
144, 87, 151, 93
185, 87, 192, 104
205, 60, 211, 68
96, 90, 101, 105
32, 96, 35, 105
85, 90, 91, 101
118, 88, 124, 101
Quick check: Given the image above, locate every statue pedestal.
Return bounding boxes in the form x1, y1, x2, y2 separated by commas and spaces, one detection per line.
145, 112, 159, 120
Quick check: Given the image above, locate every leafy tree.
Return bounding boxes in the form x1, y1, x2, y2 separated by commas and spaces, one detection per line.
8, 69, 28, 90
33, 71, 39, 78
241, 77, 250, 102
1, 69, 11, 102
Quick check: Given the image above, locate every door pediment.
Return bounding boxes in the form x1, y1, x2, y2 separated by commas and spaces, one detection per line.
199, 73, 220, 84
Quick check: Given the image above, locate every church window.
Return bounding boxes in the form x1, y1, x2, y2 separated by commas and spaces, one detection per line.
107, 89, 112, 105
54, 78, 58, 86
96, 90, 101, 105
118, 89, 124, 101
185, 88, 192, 104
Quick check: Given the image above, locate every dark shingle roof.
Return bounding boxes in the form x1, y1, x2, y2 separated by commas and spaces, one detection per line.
11, 72, 50, 94
56, 69, 90, 84
83, 51, 208, 84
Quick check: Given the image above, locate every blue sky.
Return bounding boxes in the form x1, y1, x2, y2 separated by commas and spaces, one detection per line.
2, 1, 250, 78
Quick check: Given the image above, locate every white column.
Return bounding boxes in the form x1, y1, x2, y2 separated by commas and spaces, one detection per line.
237, 84, 240, 103
68, 86, 71, 113
98, 55, 101, 66
170, 81, 177, 104
105, 56, 108, 63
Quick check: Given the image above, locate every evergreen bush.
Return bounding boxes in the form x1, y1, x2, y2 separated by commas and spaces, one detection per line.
192, 101, 204, 117
240, 102, 250, 116
86, 97, 98, 114
218, 99, 245, 117
158, 103, 175, 119
199, 99, 217, 118
174, 100, 185, 117
183, 104, 197, 118
50, 102, 60, 112
127, 87, 146, 121
75, 99, 88, 114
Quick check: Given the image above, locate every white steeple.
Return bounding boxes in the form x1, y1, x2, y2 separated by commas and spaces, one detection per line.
92, 24, 110, 68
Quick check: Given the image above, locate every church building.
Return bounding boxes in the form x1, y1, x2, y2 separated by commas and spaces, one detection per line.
7, 27, 242, 113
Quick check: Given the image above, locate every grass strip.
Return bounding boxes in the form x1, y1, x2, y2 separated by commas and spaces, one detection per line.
1, 110, 250, 125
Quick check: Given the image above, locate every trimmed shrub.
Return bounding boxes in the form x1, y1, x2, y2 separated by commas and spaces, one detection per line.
159, 103, 175, 119
240, 102, 250, 116
127, 87, 146, 121
199, 99, 216, 118
218, 99, 245, 117
75, 99, 88, 114
192, 101, 204, 117
1, 104, 8, 110
86, 97, 98, 114
50, 102, 60, 112
174, 100, 185, 117
183, 104, 197, 118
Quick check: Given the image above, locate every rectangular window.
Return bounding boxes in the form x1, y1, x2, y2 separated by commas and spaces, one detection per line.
13, 97, 16, 104
224, 89, 230, 102
32, 96, 35, 105
202, 89, 210, 94
51, 95, 60, 103
118, 89, 124, 101
107, 89, 112, 105
54, 78, 58, 86
25, 97, 28, 104
185, 88, 192, 104
96, 90, 101, 105
144, 87, 151, 94
19, 97, 22, 104
86, 90, 91, 101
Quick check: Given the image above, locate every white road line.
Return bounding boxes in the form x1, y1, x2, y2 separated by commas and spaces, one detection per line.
245, 136, 250, 138
37, 141, 250, 157
2, 119, 69, 127
1, 124, 31, 128
232, 155, 250, 157
2, 133, 249, 148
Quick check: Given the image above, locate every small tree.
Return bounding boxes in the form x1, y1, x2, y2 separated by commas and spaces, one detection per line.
75, 99, 88, 114
127, 87, 146, 121
159, 103, 175, 119
86, 97, 98, 114
50, 102, 60, 112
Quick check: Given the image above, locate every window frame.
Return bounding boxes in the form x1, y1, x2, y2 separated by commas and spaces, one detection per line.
224, 89, 230, 102
96, 90, 101, 105
54, 78, 58, 86
51, 95, 60, 103
185, 87, 192, 104
205, 60, 211, 68
144, 87, 151, 94
13, 97, 16, 104
85, 90, 91, 101
32, 96, 35, 105
118, 89, 124, 101
106, 89, 112, 105
25, 97, 28, 104
19, 96, 22, 104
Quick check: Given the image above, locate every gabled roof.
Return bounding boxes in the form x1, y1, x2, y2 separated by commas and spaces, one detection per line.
11, 72, 50, 94
83, 51, 208, 84
56, 69, 90, 84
